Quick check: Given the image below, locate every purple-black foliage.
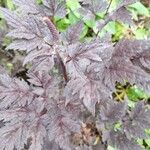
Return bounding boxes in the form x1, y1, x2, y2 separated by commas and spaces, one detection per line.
0, 0, 150, 150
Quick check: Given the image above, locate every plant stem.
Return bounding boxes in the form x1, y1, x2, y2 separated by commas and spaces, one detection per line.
43, 17, 68, 83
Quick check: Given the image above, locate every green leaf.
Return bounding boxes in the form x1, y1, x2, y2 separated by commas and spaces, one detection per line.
145, 129, 150, 136
66, 0, 80, 11
137, 139, 143, 146
127, 86, 150, 101
102, 22, 124, 41
108, 0, 119, 12
104, 21, 116, 34
5, 0, 14, 10
80, 25, 88, 39
107, 146, 116, 150
114, 123, 121, 131
96, 12, 105, 19
133, 28, 147, 39
145, 139, 150, 147
84, 19, 95, 28
36, 0, 42, 4
68, 10, 80, 24
127, 99, 135, 108
128, 2, 150, 17
55, 18, 70, 31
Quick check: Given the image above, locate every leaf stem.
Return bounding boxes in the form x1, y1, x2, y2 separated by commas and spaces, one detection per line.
43, 17, 68, 83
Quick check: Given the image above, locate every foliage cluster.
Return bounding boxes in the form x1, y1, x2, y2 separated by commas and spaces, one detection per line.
0, 0, 150, 150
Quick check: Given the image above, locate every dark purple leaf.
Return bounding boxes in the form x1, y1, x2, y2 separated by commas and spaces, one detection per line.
101, 39, 150, 91
99, 101, 126, 124
23, 46, 55, 72
47, 100, 80, 149
117, 0, 138, 9
80, 0, 108, 15
61, 21, 83, 44
0, 74, 34, 108
43, 0, 67, 18
13, 0, 40, 14
108, 131, 141, 150
112, 39, 150, 58
0, 8, 53, 52
64, 40, 112, 78
108, 7, 133, 25
123, 101, 150, 139
65, 77, 109, 114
